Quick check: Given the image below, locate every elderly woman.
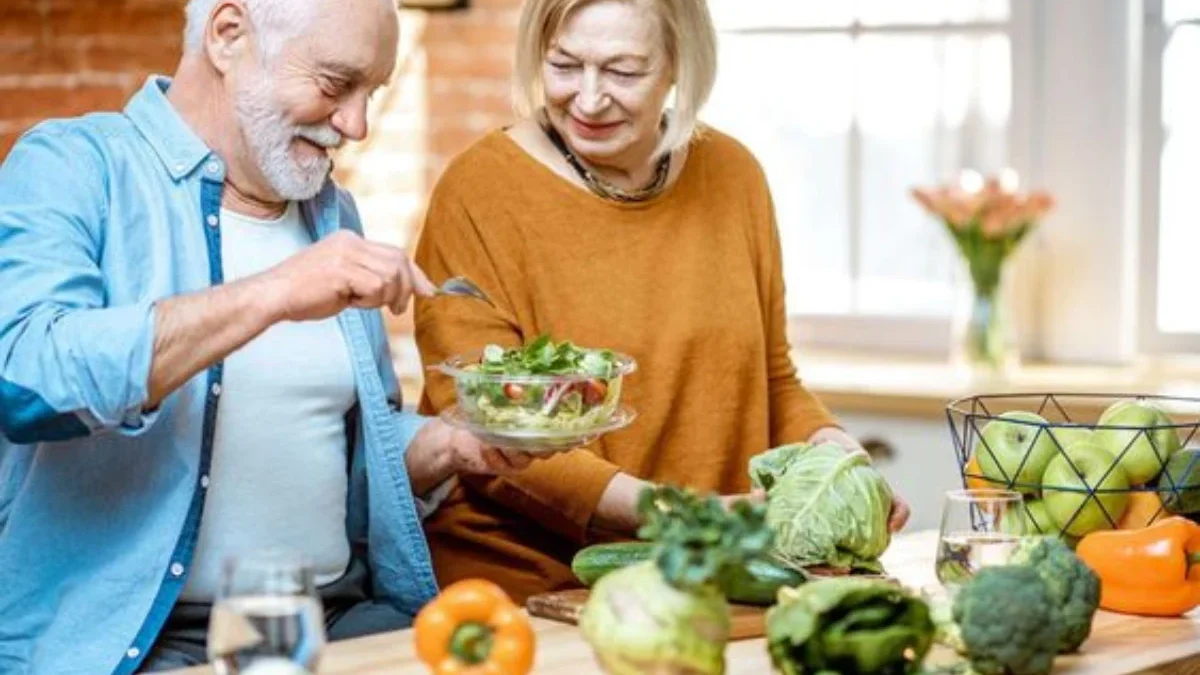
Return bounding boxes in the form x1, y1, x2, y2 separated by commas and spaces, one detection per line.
413, 0, 910, 601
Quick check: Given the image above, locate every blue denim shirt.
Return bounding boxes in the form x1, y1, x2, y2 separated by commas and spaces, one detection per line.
0, 76, 440, 675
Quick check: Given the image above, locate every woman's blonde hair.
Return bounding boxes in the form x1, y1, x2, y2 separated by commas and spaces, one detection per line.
512, 0, 718, 158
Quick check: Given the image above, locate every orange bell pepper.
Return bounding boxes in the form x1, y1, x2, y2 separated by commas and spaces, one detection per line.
413, 579, 536, 675
1076, 516, 1200, 617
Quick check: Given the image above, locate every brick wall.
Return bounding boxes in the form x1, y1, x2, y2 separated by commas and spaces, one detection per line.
0, 0, 525, 352
0, 0, 185, 156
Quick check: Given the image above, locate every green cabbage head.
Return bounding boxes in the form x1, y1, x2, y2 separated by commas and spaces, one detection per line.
750, 442, 894, 572
578, 560, 729, 675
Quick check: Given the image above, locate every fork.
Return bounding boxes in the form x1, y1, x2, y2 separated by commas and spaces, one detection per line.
435, 275, 497, 308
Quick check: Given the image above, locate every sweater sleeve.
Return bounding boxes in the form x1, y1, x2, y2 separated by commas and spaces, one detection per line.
413, 179, 622, 545
757, 179, 842, 446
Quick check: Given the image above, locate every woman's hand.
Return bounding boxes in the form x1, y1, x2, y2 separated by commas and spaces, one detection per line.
807, 426, 911, 533
719, 489, 766, 511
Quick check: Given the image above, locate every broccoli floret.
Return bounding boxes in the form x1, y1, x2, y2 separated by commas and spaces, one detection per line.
1008, 536, 1100, 653
952, 566, 1060, 675
929, 594, 966, 655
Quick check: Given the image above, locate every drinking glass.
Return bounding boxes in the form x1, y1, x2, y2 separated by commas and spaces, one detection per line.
207, 550, 326, 675
935, 488, 1025, 591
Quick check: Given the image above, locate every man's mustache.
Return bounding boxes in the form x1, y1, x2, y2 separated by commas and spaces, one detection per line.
295, 124, 343, 150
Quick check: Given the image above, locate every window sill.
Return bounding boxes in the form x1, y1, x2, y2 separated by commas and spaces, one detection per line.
794, 348, 1200, 421
393, 336, 1200, 423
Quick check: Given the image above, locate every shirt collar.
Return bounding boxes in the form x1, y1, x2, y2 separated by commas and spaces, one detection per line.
125, 74, 342, 225
124, 75, 214, 181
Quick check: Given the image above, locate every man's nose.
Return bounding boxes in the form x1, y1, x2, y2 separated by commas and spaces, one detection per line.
332, 96, 369, 142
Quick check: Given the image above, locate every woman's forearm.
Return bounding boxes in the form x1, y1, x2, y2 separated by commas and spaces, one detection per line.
590, 471, 653, 535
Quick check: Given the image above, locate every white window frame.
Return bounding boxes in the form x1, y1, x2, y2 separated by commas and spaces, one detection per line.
711, 8, 1037, 357
1138, 0, 1200, 355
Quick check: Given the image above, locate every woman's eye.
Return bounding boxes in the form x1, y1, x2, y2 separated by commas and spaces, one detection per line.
609, 70, 640, 79
549, 62, 578, 71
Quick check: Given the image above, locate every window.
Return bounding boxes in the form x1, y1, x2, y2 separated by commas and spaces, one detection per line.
1141, 0, 1200, 353
702, 0, 1017, 353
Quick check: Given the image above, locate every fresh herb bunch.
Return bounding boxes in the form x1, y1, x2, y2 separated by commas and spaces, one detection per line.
636, 485, 774, 594
476, 334, 617, 378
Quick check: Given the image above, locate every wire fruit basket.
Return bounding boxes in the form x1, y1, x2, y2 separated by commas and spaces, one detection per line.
945, 393, 1200, 543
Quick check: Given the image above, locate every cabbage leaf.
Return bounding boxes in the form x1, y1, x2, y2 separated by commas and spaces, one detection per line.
750, 442, 894, 573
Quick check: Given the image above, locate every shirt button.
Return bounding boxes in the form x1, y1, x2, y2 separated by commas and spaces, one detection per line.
200, 474, 210, 489
206, 214, 218, 227
173, 163, 185, 173
170, 562, 185, 577
206, 161, 221, 174
211, 382, 222, 396
126, 647, 140, 659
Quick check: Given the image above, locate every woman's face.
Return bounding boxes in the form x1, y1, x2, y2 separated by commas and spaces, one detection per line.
542, 0, 675, 168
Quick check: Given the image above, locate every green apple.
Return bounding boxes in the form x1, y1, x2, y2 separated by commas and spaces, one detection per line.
1000, 498, 1054, 535
1048, 426, 1092, 452
977, 411, 1058, 494
1158, 447, 1200, 514
1042, 440, 1131, 537
1094, 398, 1182, 485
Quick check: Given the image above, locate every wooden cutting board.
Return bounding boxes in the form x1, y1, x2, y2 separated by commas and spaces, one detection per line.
525, 588, 768, 640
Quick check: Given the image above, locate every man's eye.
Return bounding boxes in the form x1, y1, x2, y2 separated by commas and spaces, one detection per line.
322, 78, 350, 95
549, 62, 578, 71
609, 70, 640, 78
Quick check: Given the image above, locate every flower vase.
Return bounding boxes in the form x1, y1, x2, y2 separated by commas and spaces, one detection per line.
952, 274, 1016, 378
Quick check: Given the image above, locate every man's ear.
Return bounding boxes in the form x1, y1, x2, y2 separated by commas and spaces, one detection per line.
205, 0, 253, 75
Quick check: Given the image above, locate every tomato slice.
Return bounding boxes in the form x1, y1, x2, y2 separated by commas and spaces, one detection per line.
581, 379, 608, 406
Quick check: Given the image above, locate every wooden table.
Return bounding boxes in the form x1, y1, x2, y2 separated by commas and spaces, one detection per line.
169, 530, 1200, 675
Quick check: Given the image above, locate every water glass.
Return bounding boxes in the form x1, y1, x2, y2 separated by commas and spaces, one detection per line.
207, 551, 326, 675
935, 488, 1025, 590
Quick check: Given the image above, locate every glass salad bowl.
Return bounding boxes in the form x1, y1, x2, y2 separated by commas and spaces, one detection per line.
430, 336, 638, 453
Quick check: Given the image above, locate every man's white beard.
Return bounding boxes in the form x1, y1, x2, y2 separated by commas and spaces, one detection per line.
234, 70, 343, 201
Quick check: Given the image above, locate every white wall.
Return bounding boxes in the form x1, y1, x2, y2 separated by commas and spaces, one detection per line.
1015, 0, 1145, 364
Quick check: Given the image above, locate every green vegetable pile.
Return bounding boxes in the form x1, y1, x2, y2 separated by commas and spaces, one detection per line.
572, 443, 1103, 675
932, 536, 1101, 675
750, 442, 895, 573
766, 577, 935, 675
458, 335, 626, 433
577, 485, 772, 675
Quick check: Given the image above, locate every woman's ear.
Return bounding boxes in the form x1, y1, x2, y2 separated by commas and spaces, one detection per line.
205, 0, 253, 75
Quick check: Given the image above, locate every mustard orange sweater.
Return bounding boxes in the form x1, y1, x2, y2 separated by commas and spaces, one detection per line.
412, 126, 839, 601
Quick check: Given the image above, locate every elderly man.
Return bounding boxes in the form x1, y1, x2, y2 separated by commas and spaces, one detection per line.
0, 0, 527, 673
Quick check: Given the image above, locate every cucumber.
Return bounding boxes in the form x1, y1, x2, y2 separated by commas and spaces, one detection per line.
571, 541, 807, 606
572, 541, 654, 585
725, 557, 810, 606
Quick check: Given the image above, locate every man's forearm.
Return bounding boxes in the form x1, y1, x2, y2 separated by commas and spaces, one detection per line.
146, 274, 281, 407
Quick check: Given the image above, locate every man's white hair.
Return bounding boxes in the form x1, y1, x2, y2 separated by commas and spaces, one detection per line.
183, 0, 319, 59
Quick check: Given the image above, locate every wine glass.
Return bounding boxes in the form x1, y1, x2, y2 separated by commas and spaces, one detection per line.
207, 550, 326, 675
935, 488, 1025, 591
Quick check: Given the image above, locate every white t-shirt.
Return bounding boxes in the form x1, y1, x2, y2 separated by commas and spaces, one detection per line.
181, 203, 357, 601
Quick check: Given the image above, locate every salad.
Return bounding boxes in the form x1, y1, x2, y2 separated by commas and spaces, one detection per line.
449, 335, 634, 434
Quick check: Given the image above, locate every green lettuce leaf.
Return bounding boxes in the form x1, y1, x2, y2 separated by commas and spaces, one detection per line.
766, 577, 934, 675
